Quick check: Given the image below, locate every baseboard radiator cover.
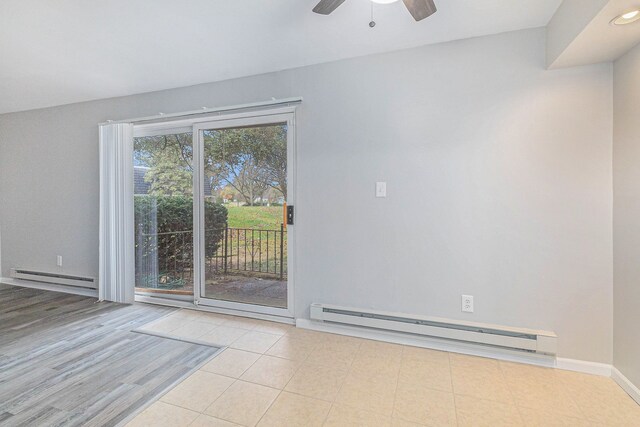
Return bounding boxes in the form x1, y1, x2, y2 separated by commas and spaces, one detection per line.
310, 303, 557, 355
10, 268, 97, 290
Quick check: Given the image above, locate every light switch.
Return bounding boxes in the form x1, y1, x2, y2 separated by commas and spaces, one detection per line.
376, 182, 387, 198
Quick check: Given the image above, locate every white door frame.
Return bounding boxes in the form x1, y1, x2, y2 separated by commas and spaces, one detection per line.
192, 107, 297, 319
132, 123, 195, 303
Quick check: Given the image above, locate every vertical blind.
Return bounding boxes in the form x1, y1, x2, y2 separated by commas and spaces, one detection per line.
99, 123, 134, 303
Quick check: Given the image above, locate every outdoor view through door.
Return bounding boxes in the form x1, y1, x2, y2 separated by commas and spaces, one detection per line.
202, 124, 287, 308
133, 122, 288, 310
134, 131, 195, 298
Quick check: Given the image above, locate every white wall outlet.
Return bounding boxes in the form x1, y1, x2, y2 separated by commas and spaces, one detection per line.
375, 181, 387, 198
462, 295, 474, 313
56, 255, 63, 267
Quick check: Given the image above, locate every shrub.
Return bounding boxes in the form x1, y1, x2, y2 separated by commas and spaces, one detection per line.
134, 195, 227, 287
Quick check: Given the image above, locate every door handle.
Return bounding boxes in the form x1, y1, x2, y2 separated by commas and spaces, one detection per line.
287, 205, 294, 225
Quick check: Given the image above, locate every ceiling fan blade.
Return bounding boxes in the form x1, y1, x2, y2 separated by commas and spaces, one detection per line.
402, 0, 437, 21
313, 0, 347, 15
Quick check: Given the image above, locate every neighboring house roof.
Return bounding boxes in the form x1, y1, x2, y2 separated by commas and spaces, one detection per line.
134, 166, 212, 196
134, 166, 152, 195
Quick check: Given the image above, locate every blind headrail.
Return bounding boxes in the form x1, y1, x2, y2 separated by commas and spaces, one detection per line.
99, 97, 302, 126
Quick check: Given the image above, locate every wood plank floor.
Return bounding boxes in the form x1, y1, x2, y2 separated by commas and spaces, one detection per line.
0, 286, 221, 427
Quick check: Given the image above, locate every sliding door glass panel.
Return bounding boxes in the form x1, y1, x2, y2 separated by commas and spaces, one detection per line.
133, 132, 194, 297
202, 123, 288, 308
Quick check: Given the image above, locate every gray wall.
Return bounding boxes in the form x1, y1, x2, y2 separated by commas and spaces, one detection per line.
0, 28, 614, 363
613, 42, 640, 386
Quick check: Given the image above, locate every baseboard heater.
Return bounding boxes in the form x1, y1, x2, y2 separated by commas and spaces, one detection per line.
10, 268, 97, 290
310, 303, 557, 355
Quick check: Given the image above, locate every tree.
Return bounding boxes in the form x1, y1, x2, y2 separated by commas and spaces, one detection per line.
134, 133, 193, 196
256, 125, 287, 200
134, 124, 288, 203
203, 125, 287, 206
219, 184, 238, 202
231, 159, 271, 205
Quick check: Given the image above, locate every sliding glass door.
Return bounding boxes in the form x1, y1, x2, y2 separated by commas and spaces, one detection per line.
133, 109, 295, 318
133, 128, 195, 300
194, 112, 295, 317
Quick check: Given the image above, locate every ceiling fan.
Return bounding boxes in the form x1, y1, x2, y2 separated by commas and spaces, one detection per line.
313, 0, 437, 21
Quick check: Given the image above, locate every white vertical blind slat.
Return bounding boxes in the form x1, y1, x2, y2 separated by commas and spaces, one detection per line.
99, 123, 134, 303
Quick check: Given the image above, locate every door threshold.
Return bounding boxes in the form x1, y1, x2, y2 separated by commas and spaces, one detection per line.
135, 294, 295, 325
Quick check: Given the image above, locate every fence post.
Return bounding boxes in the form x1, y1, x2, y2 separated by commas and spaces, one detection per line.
224, 223, 229, 275
280, 223, 284, 280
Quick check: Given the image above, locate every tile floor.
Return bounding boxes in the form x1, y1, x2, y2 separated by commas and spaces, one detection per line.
128, 309, 640, 427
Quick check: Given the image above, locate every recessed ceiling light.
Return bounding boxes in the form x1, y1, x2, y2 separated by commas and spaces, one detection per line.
371, 0, 400, 4
612, 9, 640, 25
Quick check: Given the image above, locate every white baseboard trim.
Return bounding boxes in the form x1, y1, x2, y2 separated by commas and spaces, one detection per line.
0, 277, 98, 298
612, 367, 640, 405
556, 357, 612, 377
296, 319, 614, 377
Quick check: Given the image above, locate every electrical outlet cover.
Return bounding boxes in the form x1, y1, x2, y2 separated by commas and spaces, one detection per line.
462, 295, 474, 313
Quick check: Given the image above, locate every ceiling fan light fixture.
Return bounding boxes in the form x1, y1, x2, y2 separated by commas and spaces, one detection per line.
611, 9, 640, 25
313, 0, 436, 21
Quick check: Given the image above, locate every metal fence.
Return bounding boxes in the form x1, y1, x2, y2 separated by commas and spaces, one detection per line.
135, 225, 287, 290
207, 225, 287, 279
135, 229, 194, 289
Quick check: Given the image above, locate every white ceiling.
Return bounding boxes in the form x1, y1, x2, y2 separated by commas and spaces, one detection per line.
0, 0, 561, 114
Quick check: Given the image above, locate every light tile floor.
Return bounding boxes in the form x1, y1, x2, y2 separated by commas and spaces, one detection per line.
128, 309, 640, 427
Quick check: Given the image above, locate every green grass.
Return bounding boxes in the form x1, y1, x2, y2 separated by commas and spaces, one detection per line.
226, 205, 285, 230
